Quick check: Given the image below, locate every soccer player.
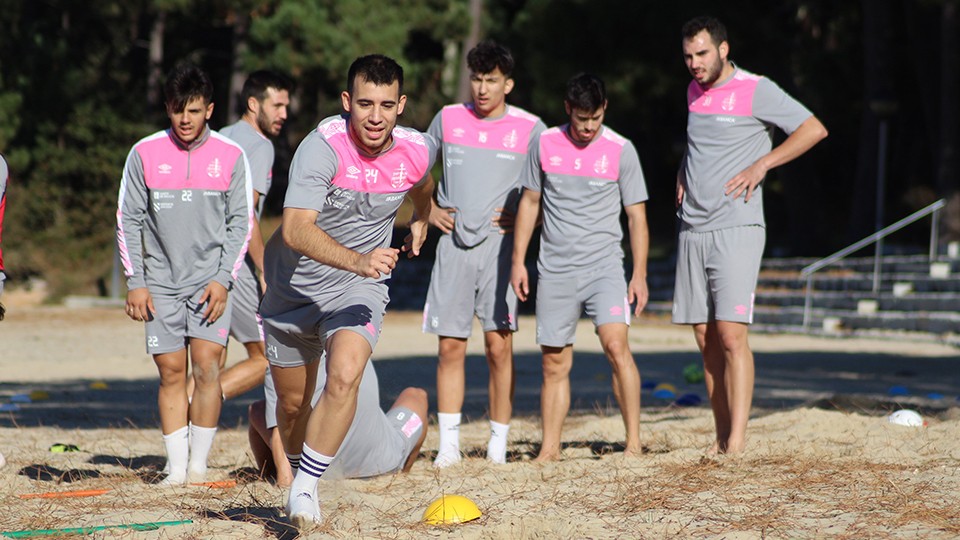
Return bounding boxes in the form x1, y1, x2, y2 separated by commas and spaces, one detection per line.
675, 16, 827, 454
259, 54, 437, 527
116, 64, 252, 485
0, 154, 7, 322
423, 40, 546, 467
247, 359, 427, 485
212, 71, 291, 399
511, 73, 650, 462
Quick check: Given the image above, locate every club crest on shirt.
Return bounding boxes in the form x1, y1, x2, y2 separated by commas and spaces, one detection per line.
721, 92, 737, 111
502, 129, 518, 149
206, 158, 222, 178
390, 163, 408, 189
594, 155, 609, 175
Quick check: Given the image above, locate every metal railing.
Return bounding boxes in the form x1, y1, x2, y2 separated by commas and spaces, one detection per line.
800, 198, 947, 330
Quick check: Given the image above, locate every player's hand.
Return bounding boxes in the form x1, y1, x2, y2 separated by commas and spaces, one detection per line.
493, 207, 515, 234
355, 247, 399, 278
125, 287, 155, 322
628, 277, 649, 317
428, 202, 456, 234
511, 263, 530, 302
402, 218, 429, 258
675, 175, 685, 209
199, 281, 229, 324
724, 161, 767, 202
258, 274, 268, 297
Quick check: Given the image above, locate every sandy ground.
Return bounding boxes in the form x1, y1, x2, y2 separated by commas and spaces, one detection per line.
1, 295, 959, 538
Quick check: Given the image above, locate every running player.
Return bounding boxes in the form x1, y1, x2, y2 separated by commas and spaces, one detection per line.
675, 16, 827, 454
247, 359, 427, 485
423, 40, 546, 467
117, 64, 252, 485
0, 154, 6, 322
511, 73, 650, 462
213, 71, 291, 401
259, 54, 437, 528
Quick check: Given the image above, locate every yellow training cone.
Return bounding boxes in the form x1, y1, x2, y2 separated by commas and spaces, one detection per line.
29, 390, 50, 401
422, 495, 481, 525
89, 381, 109, 390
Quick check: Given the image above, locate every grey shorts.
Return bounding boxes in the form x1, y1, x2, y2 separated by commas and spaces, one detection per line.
422, 234, 517, 338
535, 267, 630, 348
229, 264, 264, 344
262, 281, 389, 368
672, 225, 765, 325
144, 286, 232, 355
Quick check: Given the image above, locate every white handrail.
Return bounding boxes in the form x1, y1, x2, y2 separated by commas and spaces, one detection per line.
801, 198, 947, 330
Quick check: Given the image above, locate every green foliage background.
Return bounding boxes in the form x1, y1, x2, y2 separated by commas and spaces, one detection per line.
0, 0, 956, 299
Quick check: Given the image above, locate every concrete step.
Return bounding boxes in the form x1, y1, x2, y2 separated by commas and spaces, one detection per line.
755, 290, 960, 311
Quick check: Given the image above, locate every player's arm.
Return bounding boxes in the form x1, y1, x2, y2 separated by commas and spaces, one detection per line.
117, 149, 156, 321
510, 188, 541, 302
247, 190, 267, 291
624, 202, 650, 317
282, 207, 397, 278
676, 151, 687, 209
402, 174, 435, 258
725, 115, 828, 202
426, 173, 455, 234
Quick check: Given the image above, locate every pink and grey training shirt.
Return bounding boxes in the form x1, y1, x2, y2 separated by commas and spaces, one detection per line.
429, 103, 545, 248
521, 125, 648, 277
263, 115, 438, 304
680, 66, 812, 232
116, 128, 253, 295
0, 155, 7, 275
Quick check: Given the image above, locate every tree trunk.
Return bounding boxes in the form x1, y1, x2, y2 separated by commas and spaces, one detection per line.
848, 0, 898, 244
227, 11, 250, 125
455, 0, 483, 104
147, 11, 165, 112
939, 0, 960, 243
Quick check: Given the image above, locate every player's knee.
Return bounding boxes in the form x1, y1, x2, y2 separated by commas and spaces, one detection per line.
325, 362, 364, 398
541, 356, 571, 378
716, 329, 748, 355
191, 363, 220, 386
485, 340, 510, 365
601, 337, 630, 361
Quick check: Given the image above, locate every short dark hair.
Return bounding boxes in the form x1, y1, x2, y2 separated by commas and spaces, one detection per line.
564, 72, 606, 112
163, 63, 214, 112
347, 54, 404, 95
682, 16, 728, 46
466, 40, 515, 77
237, 70, 293, 116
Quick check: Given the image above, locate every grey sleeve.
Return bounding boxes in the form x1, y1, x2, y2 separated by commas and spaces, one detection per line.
117, 149, 148, 290
216, 154, 253, 289
519, 133, 544, 193
618, 142, 649, 206
248, 142, 275, 196
753, 78, 813, 135
284, 134, 339, 211
427, 112, 443, 163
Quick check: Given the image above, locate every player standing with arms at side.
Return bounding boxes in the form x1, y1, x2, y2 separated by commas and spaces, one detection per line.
511, 73, 650, 462
117, 64, 252, 484
259, 54, 437, 528
423, 40, 546, 467
675, 16, 827, 454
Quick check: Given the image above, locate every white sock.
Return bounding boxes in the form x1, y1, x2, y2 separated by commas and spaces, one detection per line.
434, 412, 461, 468
187, 423, 217, 480
487, 420, 510, 464
286, 452, 301, 475
159, 426, 189, 485
286, 444, 333, 524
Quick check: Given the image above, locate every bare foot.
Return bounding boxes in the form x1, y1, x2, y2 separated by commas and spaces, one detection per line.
706, 440, 722, 456
533, 451, 560, 462
623, 445, 643, 458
